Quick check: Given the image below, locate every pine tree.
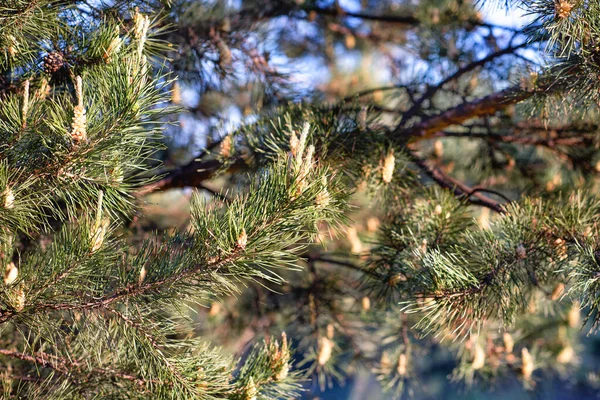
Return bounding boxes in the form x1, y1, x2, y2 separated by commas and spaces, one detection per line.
3, 0, 600, 399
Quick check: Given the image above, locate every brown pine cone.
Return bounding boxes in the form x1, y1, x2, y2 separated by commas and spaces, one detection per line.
42, 51, 65, 74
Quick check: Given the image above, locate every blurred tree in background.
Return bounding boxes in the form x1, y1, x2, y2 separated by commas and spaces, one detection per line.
3, 0, 600, 398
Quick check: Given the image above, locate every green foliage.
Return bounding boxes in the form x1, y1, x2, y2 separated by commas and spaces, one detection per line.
5, 0, 600, 399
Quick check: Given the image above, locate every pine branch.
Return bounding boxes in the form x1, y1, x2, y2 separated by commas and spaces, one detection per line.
136, 157, 246, 195
0, 348, 149, 387
310, 6, 420, 25
308, 5, 521, 32
399, 39, 539, 125
0, 249, 240, 323
105, 308, 187, 386
395, 87, 536, 141
407, 149, 506, 213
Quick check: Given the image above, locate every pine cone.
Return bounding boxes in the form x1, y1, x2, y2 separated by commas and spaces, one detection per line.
43, 51, 65, 74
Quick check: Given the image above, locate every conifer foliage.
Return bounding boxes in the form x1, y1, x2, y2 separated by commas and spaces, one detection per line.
3, 0, 600, 398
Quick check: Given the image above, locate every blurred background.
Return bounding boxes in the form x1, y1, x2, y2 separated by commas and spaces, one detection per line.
137, 0, 600, 398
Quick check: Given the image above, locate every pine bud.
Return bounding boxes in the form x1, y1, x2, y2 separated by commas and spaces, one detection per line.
420, 238, 427, 254
6, 35, 17, 57
366, 217, 380, 233
4, 262, 18, 285
281, 332, 288, 353
357, 107, 367, 131
361, 296, 371, 311
300, 145, 315, 180
171, 81, 182, 105
293, 143, 315, 198
567, 302, 580, 328
506, 156, 516, 171
3, 186, 15, 209
237, 228, 248, 250
373, 89, 383, 102
556, 345, 574, 364
221, 17, 232, 32
274, 359, 289, 382
527, 295, 538, 314
134, 12, 150, 40
434, 204, 443, 215
521, 347, 534, 379
103, 36, 123, 62
326, 323, 334, 339
380, 351, 392, 374
21, 79, 29, 128
555, 0, 574, 19
134, 12, 150, 59
208, 302, 221, 316
346, 226, 363, 254
516, 244, 527, 259
472, 343, 485, 370
71, 105, 87, 142
220, 135, 232, 158
503, 333, 514, 354
315, 176, 330, 208
140, 55, 148, 80
433, 140, 443, 158
294, 123, 310, 167
381, 150, 395, 183
244, 377, 258, 400
554, 238, 568, 258
431, 7, 440, 24
551, 283, 565, 300
273, 332, 290, 381
70, 76, 86, 142
14, 286, 25, 311
289, 132, 299, 157
397, 353, 408, 376
139, 266, 147, 285
318, 336, 333, 365
478, 208, 490, 229
345, 34, 356, 49
90, 219, 109, 253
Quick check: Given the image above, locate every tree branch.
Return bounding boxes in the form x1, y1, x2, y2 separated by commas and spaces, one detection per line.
407, 150, 506, 213
399, 39, 537, 125
136, 157, 246, 196
0, 348, 148, 387
311, 6, 420, 25
395, 87, 535, 141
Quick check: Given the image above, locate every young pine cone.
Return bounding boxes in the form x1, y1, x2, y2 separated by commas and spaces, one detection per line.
43, 51, 65, 74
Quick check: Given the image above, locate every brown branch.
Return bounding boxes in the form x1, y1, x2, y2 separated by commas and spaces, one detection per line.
399, 39, 537, 125
311, 256, 377, 277
136, 157, 246, 196
407, 150, 506, 213
395, 87, 535, 141
0, 348, 147, 386
310, 6, 519, 32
